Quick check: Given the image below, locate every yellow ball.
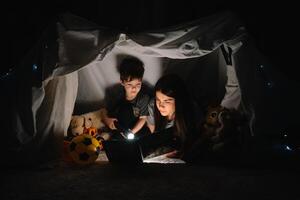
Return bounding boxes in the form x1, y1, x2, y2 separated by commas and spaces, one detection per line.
68, 134, 102, 165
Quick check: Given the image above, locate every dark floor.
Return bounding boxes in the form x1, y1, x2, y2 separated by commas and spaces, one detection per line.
2, 150, 300, 200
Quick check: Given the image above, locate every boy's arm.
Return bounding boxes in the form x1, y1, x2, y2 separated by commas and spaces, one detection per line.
100, 108, 118, 130
102, 85, 124, 130
131, 116, 147, 134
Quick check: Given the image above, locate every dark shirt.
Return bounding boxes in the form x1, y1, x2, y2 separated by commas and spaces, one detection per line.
104, 84, 150, 129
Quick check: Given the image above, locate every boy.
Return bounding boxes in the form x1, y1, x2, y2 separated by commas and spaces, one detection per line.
102, 56, 150, 140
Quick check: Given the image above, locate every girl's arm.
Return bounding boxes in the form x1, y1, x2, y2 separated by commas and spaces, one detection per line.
147, 123, 155, 133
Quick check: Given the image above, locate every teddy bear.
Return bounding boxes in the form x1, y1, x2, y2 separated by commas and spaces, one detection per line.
182, 104, 248, 162
68, 108, 111, 140
202, 105, 226, 140
200, 104, 247, 153
68, 115, 85, 136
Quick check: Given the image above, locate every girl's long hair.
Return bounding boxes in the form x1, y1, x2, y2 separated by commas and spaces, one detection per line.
154, 74, 197, 150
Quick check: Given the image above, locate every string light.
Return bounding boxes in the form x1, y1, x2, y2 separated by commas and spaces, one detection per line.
267, 81, 274, 88
32, 64, 38, 71
285, 145, 292, 151
258, 64, 274, 89
0, 68, 14, 81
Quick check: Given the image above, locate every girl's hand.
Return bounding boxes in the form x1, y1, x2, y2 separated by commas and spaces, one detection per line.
165, 150, 181, 158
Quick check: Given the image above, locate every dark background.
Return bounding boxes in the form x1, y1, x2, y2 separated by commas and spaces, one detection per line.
2, 3, 300, 199
3, 0, 298, 81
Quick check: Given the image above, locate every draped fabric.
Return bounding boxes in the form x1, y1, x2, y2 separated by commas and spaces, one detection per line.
5, 11, 272, 163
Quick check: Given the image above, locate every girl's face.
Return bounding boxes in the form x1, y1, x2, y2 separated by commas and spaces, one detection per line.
122, 78, 142, 100
155, 91, 175, 120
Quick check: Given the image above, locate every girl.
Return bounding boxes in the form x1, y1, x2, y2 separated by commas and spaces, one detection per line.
142, 74, 202, 159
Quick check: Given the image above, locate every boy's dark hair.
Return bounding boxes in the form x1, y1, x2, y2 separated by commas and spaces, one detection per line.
119, 57, 144, 81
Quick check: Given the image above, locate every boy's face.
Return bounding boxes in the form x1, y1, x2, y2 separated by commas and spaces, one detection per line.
121, 78, 142, 100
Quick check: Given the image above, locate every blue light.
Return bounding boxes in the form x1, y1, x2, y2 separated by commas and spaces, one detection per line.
1, 72, 11, 81
32, 64, 38, 71
285, 145, 292, 151
0, 67, 15, 81
267, 81, 274, 88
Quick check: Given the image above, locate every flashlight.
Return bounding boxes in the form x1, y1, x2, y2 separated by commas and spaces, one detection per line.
119, 129, 135, 140
125, 129, 135, 140
114, 121, 135, 140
